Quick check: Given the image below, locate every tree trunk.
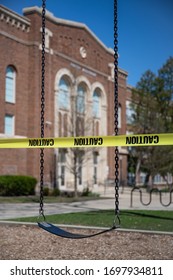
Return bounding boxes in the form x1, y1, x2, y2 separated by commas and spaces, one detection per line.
135, 159, 141, 186
74, 152, 78, 197
145, 172, 151, 191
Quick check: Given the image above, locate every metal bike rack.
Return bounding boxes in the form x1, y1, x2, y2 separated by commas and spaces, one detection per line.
130, 186, 173, 207
159, 189, 173, 207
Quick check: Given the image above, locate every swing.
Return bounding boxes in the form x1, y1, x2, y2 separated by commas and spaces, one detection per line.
38, 0, 120, 239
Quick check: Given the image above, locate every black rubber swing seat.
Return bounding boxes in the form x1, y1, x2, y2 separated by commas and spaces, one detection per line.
38, 221, 116, 239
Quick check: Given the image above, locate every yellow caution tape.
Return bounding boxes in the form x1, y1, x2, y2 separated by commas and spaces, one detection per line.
0, 133, 173, 148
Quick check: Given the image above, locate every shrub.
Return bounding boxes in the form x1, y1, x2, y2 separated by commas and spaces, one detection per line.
51, 188, 60, 196
43, 187, 49, 196
82, 187, 91, 196
0, 175, 37, 196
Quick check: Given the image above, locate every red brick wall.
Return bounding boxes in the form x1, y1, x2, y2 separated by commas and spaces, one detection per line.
0, 5, 129, 186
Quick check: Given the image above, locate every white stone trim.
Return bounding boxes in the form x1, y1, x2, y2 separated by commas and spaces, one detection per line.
0, 5, 30, 32
91, 82, 107, 108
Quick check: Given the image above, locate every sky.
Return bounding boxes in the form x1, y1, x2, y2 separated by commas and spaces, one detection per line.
1, 0, 173, 86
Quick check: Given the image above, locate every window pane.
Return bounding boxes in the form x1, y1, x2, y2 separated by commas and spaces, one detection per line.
59, 150, 66, 163
58, 78, 70, 110
118, 105, 121, 128
93, 90, 100, 117
61, 166, 65, 185
5, 115, 14, 135
94, 166, 97, 184
77, 86, 85, 113
5, 67, 15, 103
76, 116, 84, 136
126, 100, 134, 124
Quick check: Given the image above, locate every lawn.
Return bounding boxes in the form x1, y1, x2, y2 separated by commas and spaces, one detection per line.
9, 209, 173, 233
0, 195, 100, 204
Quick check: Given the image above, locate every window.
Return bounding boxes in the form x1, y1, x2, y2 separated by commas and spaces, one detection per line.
154, 174, 172, 185
5, 115, 14, 136
126, 100, 134, 124
76, 116, 84, 136
118, 104, 121, 128
59, 112, 68, 137
93, 90, 100, 118
93, 120, 99, 135
58, 78, 70, 110
154, 174, 162, 184
139, 172, 146, 185
5, 66, 16, 103
77, 85, 85, 114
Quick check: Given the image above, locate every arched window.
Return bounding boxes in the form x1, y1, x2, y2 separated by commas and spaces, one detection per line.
5, 66, 16, 103
93, 90, 100, 118
77, 85, 85, 114
58, 78, 70, 110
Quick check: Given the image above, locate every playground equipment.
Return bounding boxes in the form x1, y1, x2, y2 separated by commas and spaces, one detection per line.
37, 0, 120, 238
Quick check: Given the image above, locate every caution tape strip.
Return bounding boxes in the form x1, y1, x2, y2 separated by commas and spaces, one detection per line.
0, 133, 173, 149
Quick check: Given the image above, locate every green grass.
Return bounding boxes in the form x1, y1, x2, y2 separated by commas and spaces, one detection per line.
0, 195, 100, 204
9, 210, 173, 232
0, 196, 40, 203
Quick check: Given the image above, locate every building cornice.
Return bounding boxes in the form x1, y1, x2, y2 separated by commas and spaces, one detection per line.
0, 5, 30, 32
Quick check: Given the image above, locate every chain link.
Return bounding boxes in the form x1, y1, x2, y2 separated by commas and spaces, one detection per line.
39, 0, 46, 219
114, 0, 120, 226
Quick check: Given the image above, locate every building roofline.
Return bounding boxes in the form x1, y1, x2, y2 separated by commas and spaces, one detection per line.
0, 4, 128, 77
118, 67, 128, 77
0, 4, 30, 25
23, 6, 114, 55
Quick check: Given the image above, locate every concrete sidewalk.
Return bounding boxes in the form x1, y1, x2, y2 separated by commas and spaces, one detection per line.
0, 187, 172, 220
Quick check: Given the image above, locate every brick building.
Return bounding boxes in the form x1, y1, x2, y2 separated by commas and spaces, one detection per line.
0, 5, 130, 191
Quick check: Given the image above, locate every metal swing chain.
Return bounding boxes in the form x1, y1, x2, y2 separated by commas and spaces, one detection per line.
114, 0, 120, 227
38, 0, 119, 226
39, 0, 46, 219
